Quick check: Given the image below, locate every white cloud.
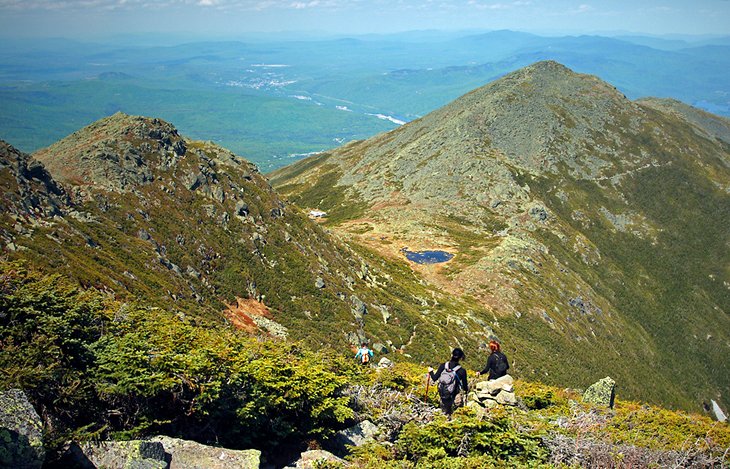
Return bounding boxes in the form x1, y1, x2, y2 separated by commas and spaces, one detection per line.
467, 0, 531, 11
290, 0, 319, 8
0, 0, 342, 11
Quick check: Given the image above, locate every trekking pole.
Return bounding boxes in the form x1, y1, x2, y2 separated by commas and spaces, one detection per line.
424, 373, 430, 402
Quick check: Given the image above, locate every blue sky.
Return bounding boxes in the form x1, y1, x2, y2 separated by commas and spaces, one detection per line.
0, 0, 728, 39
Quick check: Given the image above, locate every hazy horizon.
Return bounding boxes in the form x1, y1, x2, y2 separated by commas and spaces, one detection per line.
1, 0, 729, 40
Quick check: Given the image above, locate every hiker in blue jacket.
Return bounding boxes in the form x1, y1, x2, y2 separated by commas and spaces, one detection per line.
428, 348, 468, 415
355, 342, 373, 365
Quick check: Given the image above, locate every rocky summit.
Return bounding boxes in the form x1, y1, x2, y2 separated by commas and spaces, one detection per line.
271, 60, 730, 413
2, 113, 384, 346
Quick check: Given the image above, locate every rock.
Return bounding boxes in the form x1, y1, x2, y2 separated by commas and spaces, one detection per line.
151, 435, 260, 469
137, 229, 152, 241
529, 205, 548, 222
484, 397, 499, 408
350, 295, 367, 321
582, 376, 616, 408
185, 171, 205, 191
480, 374, 514, 395
333, 420, 379, 454
0, 389, 45, 469
378, 305, 391, 324
711, 400, 727, 423
372, 342, 388, 354
290, 449, 347, 468
475, 380, 490, 391
235, 200, 249, 217
377, 357, 393, 368
315, 277, 325, 289
77, 440, 167, 469
496, 391, 518, 406
476, 390, 495, 400
466, 401, 483, 410
212, 185, 225, 203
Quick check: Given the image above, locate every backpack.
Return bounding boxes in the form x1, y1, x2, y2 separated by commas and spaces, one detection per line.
493, 353, 508, 376
361, 350, 370, 364
437, 362, 461, 399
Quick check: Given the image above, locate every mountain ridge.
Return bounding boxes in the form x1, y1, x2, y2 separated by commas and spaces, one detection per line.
271, 60, 730, 413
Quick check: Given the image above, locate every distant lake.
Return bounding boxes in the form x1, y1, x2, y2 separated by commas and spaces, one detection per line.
402, 249, 454, 264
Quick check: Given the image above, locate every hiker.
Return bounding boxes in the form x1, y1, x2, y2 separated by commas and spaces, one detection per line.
428, 348, 468, 415
476, 340, 509, 380
354, 342, 373, 365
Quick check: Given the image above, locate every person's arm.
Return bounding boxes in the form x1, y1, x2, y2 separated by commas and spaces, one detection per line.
483, 354, 495, 377
428, 363, 445, 382
355, 349, 362, 359
504, 353, 510, 372
478, 357, 492, 376
368, 349, 373, 357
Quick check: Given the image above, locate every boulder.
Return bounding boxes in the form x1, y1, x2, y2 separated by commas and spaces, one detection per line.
234, 200, 249, 217
290, 449, 347, 468
475, 374, 514, 395
377, 357, 393, 368
496, 391, 518, 406
78, 440, 167, 469
151, 435, 260, 469
315, 277, 325, 289
0, 389, 45, 469
484, 398, 499, 409
582, 376, 616, 408
333, 420, 378, 454
350, 296, 367, 321
372, 343, 388, 354
476, 390, 495, 400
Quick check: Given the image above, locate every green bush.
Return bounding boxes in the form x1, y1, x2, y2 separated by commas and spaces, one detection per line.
395, 411, 548, 465
0, 262, 353, 452
0, 262, 110, 443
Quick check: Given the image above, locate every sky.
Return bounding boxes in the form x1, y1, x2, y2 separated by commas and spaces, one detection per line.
0, 0, 728, 39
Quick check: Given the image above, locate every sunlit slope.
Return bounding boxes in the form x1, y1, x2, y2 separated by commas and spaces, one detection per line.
271, 61, 730, 412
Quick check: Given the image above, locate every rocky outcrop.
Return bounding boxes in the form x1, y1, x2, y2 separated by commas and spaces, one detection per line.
0, 389, 45, 469
74, 440, 168, 469
151, 435, 260, 469
333, 420, 379, 454
582, 376, 616, 408
0, 141, 69, 219
468, 375, 518, 410
34, 113, 185, 192
66, 436, 261, 469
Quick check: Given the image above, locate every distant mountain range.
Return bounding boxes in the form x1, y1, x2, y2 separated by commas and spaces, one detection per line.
0, 30, 728, 171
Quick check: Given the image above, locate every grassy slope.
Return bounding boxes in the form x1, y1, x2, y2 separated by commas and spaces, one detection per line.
270, 94, 730, 413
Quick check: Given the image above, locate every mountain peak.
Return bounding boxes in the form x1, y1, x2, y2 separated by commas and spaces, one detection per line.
33, 113, 188, 192
522, 59, 573, 74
